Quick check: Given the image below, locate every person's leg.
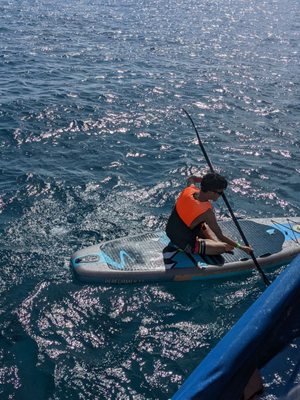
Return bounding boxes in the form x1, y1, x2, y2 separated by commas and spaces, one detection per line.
199, 222, 219, 241
195, 238, 228, 255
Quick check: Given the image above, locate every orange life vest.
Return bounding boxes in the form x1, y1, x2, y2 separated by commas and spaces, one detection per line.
175, 185, 212, 227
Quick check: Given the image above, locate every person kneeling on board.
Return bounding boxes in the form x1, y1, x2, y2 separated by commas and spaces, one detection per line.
166, 172, 252, 257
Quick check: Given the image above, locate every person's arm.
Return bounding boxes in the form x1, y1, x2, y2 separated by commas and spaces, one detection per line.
191, 209, 252, 254
187, 175, 202, 186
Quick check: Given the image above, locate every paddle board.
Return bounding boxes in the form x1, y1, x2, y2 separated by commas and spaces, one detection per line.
70, 217, 300, 284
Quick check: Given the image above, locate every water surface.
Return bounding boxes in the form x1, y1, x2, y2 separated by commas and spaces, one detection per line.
0, 0, 299, 398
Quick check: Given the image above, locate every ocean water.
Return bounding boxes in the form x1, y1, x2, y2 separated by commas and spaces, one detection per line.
0, 0, 299, 399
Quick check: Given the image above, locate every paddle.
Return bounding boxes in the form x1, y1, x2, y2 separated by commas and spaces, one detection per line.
182, 108, 271, 286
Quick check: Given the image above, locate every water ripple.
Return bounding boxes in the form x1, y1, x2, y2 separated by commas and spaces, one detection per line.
0, 0, 299, 398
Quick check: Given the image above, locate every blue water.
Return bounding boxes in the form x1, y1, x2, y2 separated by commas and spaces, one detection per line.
0, 0, 299, 398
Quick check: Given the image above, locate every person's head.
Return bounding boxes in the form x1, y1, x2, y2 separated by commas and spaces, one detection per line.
200, 172, 228, 197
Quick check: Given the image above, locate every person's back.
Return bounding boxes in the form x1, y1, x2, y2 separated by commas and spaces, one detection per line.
166, 183, 212, 252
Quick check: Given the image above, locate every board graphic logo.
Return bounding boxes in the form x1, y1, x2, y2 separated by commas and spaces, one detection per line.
101, 250, 134, 270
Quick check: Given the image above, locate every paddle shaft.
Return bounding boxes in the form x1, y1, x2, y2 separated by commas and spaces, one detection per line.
182, 108, 271, 286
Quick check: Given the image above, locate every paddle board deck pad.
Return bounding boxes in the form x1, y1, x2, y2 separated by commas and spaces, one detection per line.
70, 217, 300, 284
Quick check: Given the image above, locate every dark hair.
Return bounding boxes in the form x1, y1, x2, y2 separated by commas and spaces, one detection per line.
200, 172, 228, 192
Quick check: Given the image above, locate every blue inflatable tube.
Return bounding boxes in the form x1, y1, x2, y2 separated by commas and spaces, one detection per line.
172, 254, 300, 400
